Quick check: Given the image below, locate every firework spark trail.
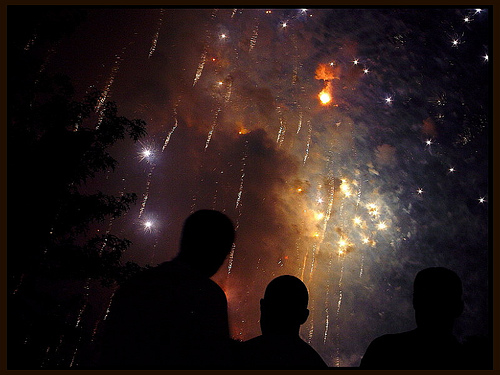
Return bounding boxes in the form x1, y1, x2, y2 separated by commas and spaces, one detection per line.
69, 334, 83, 368
162, 105, 179, 152
307, 243, 318, 286
24, 32, 38, 51
148, 9, 165, 58
162, 121, 178, 152
95, 45, 129, 127
193, 10, 218, 87
249, 20, 259, 52
193, 48, 208, 87
205, 78, 233, 150
323, 249, 336, 344
65, 278, 92, 367
231, 8, 237, 18
291, 32, 300, 85
334, 260, 345, 367
228, 139, 249, 276
205, 107, 222, 150
276, 107, 286, 147
224, 78, 233, 103
149, 236, 160, 265
307, 314, 314, 344
297, 110, 303, 134
303, 120, 312, 163
276, 119, 286, 146
90, 288, 116, 342
138, 164, 156, 219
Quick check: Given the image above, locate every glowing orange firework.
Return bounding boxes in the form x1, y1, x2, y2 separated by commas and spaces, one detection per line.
315, 63, 339, 106
319, 88, 332, 104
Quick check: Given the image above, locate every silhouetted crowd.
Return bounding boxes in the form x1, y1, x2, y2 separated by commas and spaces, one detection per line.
90, 210, 490, 369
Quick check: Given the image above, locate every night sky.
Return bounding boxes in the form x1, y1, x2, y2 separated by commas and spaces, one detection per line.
12, 7, 492, 367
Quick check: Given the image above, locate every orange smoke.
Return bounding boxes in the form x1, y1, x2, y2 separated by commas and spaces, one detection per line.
315, 63, 340, 81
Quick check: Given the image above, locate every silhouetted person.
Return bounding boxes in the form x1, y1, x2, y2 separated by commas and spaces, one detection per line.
97, 210, 235, 369
360, 267, 466, 369
237, 275, 327, 369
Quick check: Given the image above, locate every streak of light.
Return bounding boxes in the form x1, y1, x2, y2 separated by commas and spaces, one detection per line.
138, 165, 156, 219
228, 140, 249, 276
91, 289, 116, 342
24, 32, 37, 51
162, 104, 179, 152
297, 111, 303, 134
303, 120, 312, 163
249, 21, 259, 51
334, 261, 345, 367
224, 78, 233, 103
148, 9, 165, 58
205, 107, 222, 150
276, 108, 286, 147
193, 48, 207, 87
95, 45, 128, 127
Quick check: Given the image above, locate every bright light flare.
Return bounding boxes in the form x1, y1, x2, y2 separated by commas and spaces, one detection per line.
143, 220, 154, 232
314, 212, 325, 221
319, 90, 332, 105
377, 222, 387, 230
139, 145, 156, 162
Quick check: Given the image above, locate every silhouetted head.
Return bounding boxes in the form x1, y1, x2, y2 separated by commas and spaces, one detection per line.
176, 210, 235, 278
412, 267, 464, 332
260, 275, 310, 336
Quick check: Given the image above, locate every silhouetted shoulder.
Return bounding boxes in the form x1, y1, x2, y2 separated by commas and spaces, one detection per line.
238, 335, 327, 369
99, 260, 229, 368
360, 329, 466, 369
